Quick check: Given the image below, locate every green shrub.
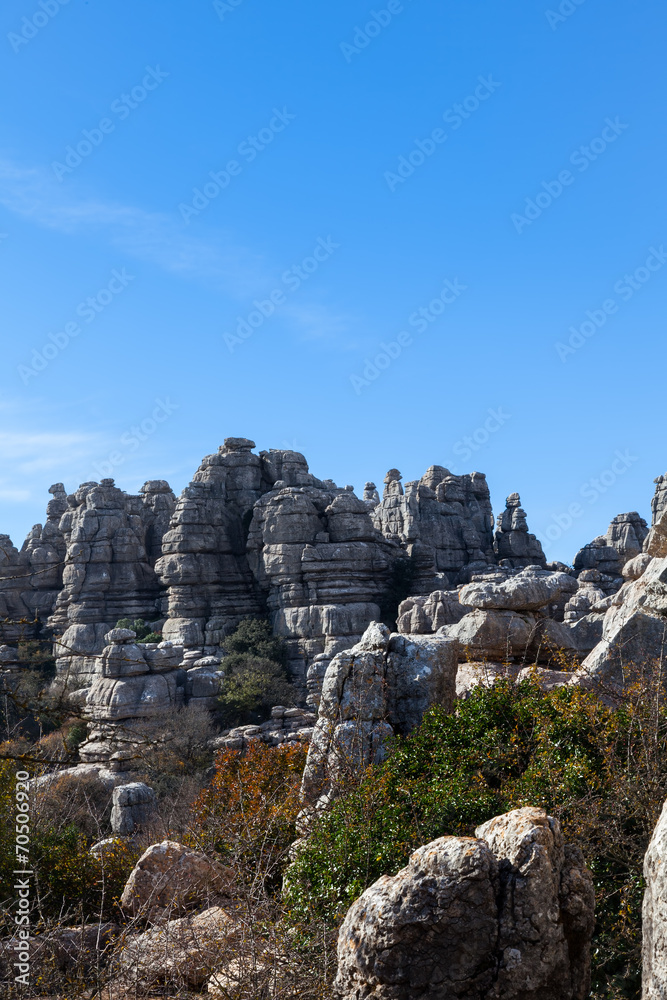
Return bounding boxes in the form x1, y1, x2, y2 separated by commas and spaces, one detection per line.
223, 617, 287, 666
287, 677, 667, 1000
218, 654, 296, 727
114, 618, 161, 643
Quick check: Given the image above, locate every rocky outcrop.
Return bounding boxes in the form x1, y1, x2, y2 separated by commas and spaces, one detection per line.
646, 474, 667, 559
248, 480, 397, 693
372, 467, 495, 590
111, 782, 157, 836
51, 479, 175, 690
574, 513, 648, 595
213, 705, 316, 750
81, 628, 187, 760
643, 797, 667, 999
397, 590, 470, 635
335, 806, 595, 1000
493, 493, 546, 569
300, 623, 457, 816
576, 555, 667, 696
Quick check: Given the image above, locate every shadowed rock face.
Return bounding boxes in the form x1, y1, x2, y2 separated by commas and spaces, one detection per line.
335, 807, 595, 1000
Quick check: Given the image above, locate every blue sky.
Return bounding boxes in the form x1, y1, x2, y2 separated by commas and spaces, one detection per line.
0, 0, 665, 564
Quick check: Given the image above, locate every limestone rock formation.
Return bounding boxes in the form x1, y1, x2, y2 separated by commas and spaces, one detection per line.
335, 807, 595, 1000
576, 555, 667, 696
51, 478, 175, 690
300, 623, 457, 816
111, 782, 157, 836
574, 512, 648, 595
459, 565, 576, 612
372, 466, 495, 590
646, 474, 667, 559
82, 629, 187, 760
397, 590, 470, 635
643, 796, 667, 999
493, 493, 547, 569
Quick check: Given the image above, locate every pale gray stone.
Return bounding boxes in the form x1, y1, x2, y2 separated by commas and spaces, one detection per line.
335, 807, 594, 1000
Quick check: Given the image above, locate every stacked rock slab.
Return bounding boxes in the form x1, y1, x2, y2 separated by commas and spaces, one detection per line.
574, 512, 649, 595
300, 622, 458, 818
371, 467, 495, 591
50, 479, 176, 691
0, 536, 34, 643
335, 806, 595, 1000
18, 483, 68, 623
249, 481, 398, 694
645, 473, 667, 558
575, 554, 667, 697
82, 628, 190, 760
447, 567, 578, 666
155, 439, 269, 653
493, 493, 547, 568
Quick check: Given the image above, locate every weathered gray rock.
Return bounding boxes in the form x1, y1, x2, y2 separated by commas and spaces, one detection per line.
440, 608, 577, 664
574, 513, 648, 595
576, 556, 667, 695
397, 590, 469, 634
335, 806, 594, 1000
300, 623, 457, 815
372, 467, 495, 590
643, 797, 667, 999
111, 782, 157, 836
460, 565, 576, 612
645, 474, 667, 559
493, 493, 547, 569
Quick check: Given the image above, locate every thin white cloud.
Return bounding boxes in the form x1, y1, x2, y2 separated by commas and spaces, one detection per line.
0, 158, 269, 298
0, 158, 359, 340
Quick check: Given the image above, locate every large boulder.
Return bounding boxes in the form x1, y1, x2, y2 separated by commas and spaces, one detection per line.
441, 609, 578, 664
120, 840, 228, 918
643, 798, 667, 998
335, 807, 595, 1000
459, 566, 576, 612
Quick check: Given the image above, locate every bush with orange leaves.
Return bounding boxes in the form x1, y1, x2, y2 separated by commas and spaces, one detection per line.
190, 741, 308, 891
